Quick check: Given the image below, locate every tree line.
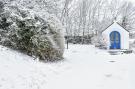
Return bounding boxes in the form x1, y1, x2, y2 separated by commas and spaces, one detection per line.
60, 0, 135, 44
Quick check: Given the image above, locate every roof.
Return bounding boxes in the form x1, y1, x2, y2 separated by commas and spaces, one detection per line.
102, 22, 129, 33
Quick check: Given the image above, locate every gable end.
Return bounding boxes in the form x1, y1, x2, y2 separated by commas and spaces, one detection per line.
102, 22, 129, 33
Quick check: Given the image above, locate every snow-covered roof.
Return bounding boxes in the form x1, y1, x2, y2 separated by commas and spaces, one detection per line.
102, 22, 129, 33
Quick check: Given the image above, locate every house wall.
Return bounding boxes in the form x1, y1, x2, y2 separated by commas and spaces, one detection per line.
102, 22, 129, 49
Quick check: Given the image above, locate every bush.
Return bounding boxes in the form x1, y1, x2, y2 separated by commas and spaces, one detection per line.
91, 35, 107, 49
0, 4, 64, 62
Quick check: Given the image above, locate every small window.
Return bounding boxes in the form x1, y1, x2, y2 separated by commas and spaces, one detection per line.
115, 33, 119, 40
110, 32, 115, 41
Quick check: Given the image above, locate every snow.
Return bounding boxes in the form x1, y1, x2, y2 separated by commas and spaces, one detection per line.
0, 45, 67, 89
0, 3, 64, 60
0, 44, 135, 89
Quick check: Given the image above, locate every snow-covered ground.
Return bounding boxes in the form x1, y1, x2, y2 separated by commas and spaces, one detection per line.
0, 44, 135, 89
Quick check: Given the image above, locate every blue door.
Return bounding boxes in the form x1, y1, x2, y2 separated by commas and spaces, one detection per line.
110, 31, 121, 49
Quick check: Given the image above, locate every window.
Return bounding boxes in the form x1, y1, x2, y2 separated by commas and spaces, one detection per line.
110, 32, 115, 41
115, 32, 119, 43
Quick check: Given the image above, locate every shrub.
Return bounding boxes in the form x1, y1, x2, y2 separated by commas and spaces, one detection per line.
0, 4, 64, 62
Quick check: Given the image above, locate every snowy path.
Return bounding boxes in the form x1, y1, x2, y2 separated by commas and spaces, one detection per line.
46, 44, 134, 89
0, 44, 135, 89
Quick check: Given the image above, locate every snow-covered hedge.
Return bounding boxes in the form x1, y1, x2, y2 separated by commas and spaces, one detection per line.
0, 2, 64, 61
91, 34, 107, 49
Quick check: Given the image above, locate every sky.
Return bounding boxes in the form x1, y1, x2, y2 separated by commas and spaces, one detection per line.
123, 0, 135, 3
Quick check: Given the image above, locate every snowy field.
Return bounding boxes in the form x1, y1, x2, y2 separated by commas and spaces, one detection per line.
0, 44, 135, 89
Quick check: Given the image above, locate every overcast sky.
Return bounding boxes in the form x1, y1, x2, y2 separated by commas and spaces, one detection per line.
124, 0, 135, 3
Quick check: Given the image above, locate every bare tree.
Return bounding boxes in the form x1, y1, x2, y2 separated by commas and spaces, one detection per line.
60, 0, 74, 48
120, 2, 135, 31
60, 0, 135, 45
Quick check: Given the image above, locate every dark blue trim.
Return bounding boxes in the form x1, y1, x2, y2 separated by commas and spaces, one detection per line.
110, 31, 121, 49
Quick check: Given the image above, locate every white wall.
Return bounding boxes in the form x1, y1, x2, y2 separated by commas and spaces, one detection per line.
102, 22, 129, 49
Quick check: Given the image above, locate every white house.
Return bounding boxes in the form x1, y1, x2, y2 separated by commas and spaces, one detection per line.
102, 22, 129, 50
